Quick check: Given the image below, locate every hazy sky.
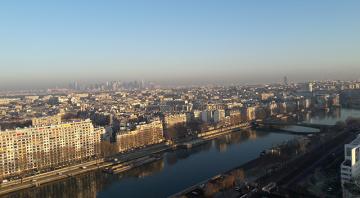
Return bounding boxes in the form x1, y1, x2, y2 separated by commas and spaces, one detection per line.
1, 0, 360, 89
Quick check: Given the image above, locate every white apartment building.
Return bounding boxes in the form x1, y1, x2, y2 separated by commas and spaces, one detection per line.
341, 135, 360, 185
213, 109, 225, 123
341, 135, 360, 197
201, 110, 213, 123
0, 119, 104, 178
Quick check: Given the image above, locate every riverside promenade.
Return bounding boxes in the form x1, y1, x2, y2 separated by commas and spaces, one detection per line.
0, 123, 249, 196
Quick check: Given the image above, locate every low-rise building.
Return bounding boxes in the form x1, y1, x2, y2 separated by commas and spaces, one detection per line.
164, 114, 187, 128
116, 120, 164, 152
32, 115, 62, 127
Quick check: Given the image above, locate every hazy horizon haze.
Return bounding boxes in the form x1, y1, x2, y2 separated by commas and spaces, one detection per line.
1, 0, 360, 89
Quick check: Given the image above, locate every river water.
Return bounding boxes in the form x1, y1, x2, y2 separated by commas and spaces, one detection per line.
5, 108, 360, 198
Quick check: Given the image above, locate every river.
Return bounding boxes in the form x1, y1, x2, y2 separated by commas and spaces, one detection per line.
4, 108, 360, 198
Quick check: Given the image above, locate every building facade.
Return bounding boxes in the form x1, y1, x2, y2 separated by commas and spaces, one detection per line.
341, 135, 360, 197
164, 114, 187, 128
243, 106, 256, 121
201, 110, 213, 123
116, 120, 164, 152
0, 119, 104, 179
32, 115, 62, 127
213, 109, 225, 123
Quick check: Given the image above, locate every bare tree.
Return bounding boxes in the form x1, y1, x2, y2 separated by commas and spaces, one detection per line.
222, 175, 235, 189
100, 141, 117, 158
231, 168, 245, 183
16, 154, 28, 183
204, 183, 218, 198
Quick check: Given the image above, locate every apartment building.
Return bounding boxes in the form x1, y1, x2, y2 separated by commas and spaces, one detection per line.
0, 119, 104, 178
243, 106, 256, 121
164, 113, 187, 128
213, 109, 225, 123
32, 115, 62, 127
116, 120, 164, 152
341, 134, 360, 197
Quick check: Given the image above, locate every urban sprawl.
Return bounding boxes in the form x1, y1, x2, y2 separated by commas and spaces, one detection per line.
1, 79, 360, 197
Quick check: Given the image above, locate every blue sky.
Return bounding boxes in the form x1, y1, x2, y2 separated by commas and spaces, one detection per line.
0, 0, 360, 88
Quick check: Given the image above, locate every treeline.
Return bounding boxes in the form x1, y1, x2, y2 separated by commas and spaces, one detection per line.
331, 117, 360, 132
345, 117, 360, 131
0, 120, 32, 130
165, 114, 243, 141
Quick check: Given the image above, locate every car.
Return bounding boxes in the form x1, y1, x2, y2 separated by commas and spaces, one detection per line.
81, 166, 87, 169
262, 182, 276, 193
2, 179, 9, 184
191, 191, 199, 196
251, 188, 259, 193
199, 184, 205, 189
57, 172, 63, 175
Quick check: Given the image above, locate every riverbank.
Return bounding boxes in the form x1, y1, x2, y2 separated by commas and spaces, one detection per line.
0, 159, 111, 196
0, 123, 249, 196
169, 136, 305, 198
169, 125, 342, 198
170, 124, 352, 198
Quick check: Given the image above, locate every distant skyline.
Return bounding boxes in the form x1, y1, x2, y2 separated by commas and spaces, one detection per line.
1, 0, 360, 89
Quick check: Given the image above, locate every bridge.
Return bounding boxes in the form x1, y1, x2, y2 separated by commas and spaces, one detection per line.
254, 121, 334, 133
261, 121, 333, 129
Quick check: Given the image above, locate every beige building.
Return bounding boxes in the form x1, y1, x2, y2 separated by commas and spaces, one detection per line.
260, 93, 274, 101
164, 114, 187, 128
0, 119, 104, 179
32, 115, 62, 127
243, 106, 256, 121
116, 120, 164, 152
0, 98, 20, 105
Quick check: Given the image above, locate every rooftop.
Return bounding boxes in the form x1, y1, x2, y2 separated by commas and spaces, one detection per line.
348, 135, 360, 146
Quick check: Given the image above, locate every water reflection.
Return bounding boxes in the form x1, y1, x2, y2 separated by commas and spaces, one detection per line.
5, 171, 111, 198
306, 108, 360, 125
214, 130, 267, 152
121, 159, 165, 179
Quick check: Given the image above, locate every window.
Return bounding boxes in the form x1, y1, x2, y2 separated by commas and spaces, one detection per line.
347, 148, 352, 157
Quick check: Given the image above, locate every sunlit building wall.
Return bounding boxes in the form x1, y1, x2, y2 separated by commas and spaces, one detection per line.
0, 119, 104, 178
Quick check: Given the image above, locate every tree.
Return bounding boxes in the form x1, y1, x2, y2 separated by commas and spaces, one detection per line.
100, 141, 117, 158
204, 183, 219, 197
222, 175, 235, 189
334, 121, 346, 131
0, 165, 4, 183
346, 117, 360, 131
165, 123, 187, 140
16, 154, 28, 183
231, 169, 245, 184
